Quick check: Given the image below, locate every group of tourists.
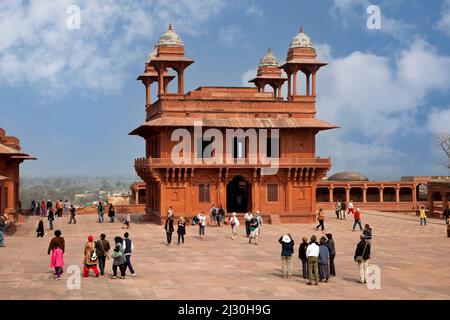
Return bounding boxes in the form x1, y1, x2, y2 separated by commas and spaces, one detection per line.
334, 199, 353, 220
32, 199, 76, 232
209, 205, 226, 227
318, 203, 363, 231
47, 230, 136, 280
32, 199, 72, 218
279, 224, 372, 284
97, 201, 124, 224
164, 207, 189, 245
163, 208, 265, 245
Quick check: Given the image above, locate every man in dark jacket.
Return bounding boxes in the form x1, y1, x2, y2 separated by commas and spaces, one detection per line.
340, 201, 347, 220
95, 234, 111, 276
325, 233, 336, 276
354, 234, 371, 284
123, 232, 136, 277
279, 234, 294, 278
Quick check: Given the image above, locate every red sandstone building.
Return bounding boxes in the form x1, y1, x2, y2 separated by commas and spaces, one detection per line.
0, 128, 34, 219
131, 26, 337, 224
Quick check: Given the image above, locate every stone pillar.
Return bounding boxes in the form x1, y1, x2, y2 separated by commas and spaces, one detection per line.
395, 186, 400, 203
5, 180, 14, 212
428, 191, 434, 216
287, 72, 291, 99
329, 187, 334, 203
306, 73, 310, 96
412, 184, 417, 205
345, 185, 350, 204
135, 190, 139, 205
158, 68, 164, 96
144, 80, 151, 106
293, 70, 298, 96
379, 187, 384, 203
177, 68, 184, 95
363, 187, 367, 203
442, 192, 448, 217
312, 71, 316, 96
277, 86, 282, 98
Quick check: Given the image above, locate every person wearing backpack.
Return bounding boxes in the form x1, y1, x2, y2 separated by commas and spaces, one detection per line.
123, 232, 136, 277
248, 217, 259, 245
354, 234, 371, 284
83, 235, 100, 277
95, 234, 111, 277
111, 236, 126, 279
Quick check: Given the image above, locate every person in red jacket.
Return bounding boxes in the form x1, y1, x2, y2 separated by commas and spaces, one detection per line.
352, 208, 363, 231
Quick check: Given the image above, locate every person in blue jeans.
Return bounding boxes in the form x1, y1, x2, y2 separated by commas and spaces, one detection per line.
123, 232, 136, 277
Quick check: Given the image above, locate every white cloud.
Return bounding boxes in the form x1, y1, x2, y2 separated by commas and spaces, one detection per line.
241, 69, 256, 86
330, 0, 415, 41
314, 38, 450, 177
437, 0, 450, 36
0, 0, 227, 96
428, 107, 450, 133
218, 25, 244, 48
245, 5, 264, 19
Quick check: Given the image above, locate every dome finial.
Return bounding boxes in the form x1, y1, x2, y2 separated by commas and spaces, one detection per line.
300, 26, 304, 33
268, 47, 271, 53
168, 23, 173, 30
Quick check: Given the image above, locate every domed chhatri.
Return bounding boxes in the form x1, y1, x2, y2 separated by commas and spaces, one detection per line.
259, 48, 280, 67
145, 45, 158, 64
328, 171, 370, 182
289, 26, 314, 49
157, 24, 184, 47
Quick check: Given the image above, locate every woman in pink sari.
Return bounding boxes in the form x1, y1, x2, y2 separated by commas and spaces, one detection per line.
47, 230, 65, 280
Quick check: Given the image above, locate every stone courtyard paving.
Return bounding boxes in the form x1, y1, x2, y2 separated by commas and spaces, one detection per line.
1, 210, 449, 300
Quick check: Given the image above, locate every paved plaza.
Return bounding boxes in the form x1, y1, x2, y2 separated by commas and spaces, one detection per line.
1, 211, 449, 300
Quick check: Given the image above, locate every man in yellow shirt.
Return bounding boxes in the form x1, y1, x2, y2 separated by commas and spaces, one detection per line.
419, 206, 427, 226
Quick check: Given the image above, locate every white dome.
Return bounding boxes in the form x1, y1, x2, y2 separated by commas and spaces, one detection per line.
259, 48, 280, 67
157, 24, 184, 47
289, 27, 313, 49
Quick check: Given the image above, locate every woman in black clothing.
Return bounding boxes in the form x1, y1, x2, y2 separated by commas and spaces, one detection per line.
298, 236, 309, 279
164, 213, 174, 246
108, 204, 116, 223
326, 233, 336, 276
177, 217, 187, 245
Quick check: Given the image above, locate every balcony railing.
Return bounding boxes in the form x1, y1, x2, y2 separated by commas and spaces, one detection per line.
135, 157, 331, 169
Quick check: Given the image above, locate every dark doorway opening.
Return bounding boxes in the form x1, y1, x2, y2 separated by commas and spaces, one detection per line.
227, 176, 251, 213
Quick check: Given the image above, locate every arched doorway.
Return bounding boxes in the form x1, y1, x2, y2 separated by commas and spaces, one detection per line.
227, 175, 251, 213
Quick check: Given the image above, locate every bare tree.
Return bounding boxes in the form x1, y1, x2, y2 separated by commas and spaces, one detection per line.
435, 132, 450, 170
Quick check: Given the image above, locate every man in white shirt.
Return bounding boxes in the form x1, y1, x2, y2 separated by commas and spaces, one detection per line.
306, 235, 320, 285
244, 212, 253, 237
348, 200, 354, 217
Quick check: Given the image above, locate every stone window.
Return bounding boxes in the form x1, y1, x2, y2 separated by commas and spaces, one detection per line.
199, 184, 211, 203
267, 184, 278, 202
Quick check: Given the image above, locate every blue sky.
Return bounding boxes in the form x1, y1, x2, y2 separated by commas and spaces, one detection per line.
1, 0, 450, 180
